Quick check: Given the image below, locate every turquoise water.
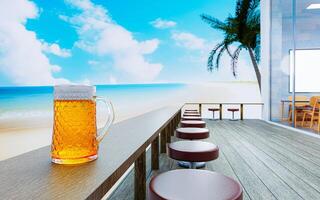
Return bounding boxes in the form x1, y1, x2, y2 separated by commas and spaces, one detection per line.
0, 83, 186, 120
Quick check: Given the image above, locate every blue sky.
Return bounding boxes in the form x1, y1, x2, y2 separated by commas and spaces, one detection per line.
0, 0, 255, 86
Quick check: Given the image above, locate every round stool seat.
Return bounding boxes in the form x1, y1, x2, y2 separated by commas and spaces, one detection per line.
184, 111, 199, 115
183, 113, 201, 117
208, 108, 220, 112
180, 120, 206, 128
168, 141, 219, 162
149, 169, 243, 200
181, 116, 202, 121
228, 108, 239, 112
176, 128, 209, 140
185, 109, 198, 112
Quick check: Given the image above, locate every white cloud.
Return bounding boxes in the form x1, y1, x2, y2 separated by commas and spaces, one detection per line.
88, 60, 100, 65
0, 0, 69, 85
42, 42, 71, 57
150, 18, 176, 29
63, 0, 163, 82
170, 31, 255, 81
171, 32, 206, 50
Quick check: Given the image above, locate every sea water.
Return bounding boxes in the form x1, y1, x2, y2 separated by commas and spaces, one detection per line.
0, 83, 186, 129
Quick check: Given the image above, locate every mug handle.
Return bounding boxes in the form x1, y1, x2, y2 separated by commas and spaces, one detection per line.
95, 97, 115, 143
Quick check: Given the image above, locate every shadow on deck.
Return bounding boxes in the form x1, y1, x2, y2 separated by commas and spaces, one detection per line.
108, 119, 320, 200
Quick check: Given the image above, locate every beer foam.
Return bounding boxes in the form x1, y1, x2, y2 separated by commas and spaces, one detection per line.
54, 85, 96, 100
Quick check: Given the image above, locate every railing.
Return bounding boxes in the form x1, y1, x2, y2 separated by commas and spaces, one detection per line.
0, 106, 182, 200
185, 102, 264, 120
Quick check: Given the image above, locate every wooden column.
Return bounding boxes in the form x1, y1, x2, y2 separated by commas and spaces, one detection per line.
219, 104, 223, 120
160, 129, 166, 153
240, 104, 244, 120
135, 151, 146, 200
166, 126, 171, 143
151, 136, 159, 170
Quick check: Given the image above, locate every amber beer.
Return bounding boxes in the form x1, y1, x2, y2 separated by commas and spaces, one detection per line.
51, 85, 114, 165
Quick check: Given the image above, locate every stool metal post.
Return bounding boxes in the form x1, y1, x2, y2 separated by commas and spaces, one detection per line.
240, 104, 244, 120
219, 104, 223, 120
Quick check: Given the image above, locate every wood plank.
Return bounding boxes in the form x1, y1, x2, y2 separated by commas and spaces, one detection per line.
240, 121, 320, 168
221, 121, 320, 199
0, 106, 181, 200
209, 122, 277, 200
231, 121, 320, 192
215, 122, 303, 200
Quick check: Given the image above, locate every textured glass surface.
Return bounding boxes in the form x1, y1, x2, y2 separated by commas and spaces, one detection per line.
51, 100, 98, 164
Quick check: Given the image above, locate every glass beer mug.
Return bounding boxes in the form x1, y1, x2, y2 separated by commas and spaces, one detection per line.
51, 85, 114, 164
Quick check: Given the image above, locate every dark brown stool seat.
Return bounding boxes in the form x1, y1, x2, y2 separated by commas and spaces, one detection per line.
228, 108, 240, 121
185, 109, 198, 112
183, 113, 201, 117
208, 108, 220, 120
176, 128, 209, 140
180, 120, 206, 128
181, 116, 202, 121
149, 169, 243, 200
184, 111, 199, 115
228, 108, 239, 112
168, 141, 219, 163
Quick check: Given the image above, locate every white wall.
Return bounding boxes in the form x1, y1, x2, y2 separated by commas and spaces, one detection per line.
260, 0, 271, 120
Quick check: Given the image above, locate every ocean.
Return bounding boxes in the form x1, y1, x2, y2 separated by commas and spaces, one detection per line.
0, 83, 187, 126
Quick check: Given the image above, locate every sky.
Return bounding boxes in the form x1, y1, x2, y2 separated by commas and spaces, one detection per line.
0, 0, 256, 86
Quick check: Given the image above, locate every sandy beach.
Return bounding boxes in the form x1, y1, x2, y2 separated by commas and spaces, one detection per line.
0, 82, 261, 161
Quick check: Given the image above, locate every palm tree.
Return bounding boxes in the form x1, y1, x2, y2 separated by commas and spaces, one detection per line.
201, 0, 261, 91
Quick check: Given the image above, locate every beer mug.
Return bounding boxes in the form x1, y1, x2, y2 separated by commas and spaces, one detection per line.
51, 85, 114, 164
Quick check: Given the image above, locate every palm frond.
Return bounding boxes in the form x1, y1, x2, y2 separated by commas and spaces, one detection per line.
215, 46, 226, 70
200, 14, 228, 32
231, 46, 243, 77
207, 43, 224, 71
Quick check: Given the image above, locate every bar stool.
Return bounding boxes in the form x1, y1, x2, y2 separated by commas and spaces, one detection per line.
181, 116, 202, 121
183, 113, 201, 117
185, 109, 198, 112
149, 169, 243, 200
208, 108, 220, 120
168, 141, 219, 169
176, 128, 209, 140
228, 108, 239, 121
180, 120, 206, 128
175, 127, 210, 168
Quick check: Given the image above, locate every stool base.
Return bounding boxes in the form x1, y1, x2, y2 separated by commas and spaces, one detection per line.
177, 161, 206, 169
229, 119, 239, 121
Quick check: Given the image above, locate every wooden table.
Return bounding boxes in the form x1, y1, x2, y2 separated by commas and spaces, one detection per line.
280, 100, 309, 121
0, 106, 182, 200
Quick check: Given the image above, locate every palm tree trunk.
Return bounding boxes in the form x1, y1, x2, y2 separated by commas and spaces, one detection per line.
248, 47, 261, 92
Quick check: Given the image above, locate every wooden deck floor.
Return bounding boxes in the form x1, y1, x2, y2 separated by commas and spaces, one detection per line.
108, 120, 320, 200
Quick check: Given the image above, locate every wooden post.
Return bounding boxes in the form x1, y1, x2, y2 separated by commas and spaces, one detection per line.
219, 104, 223, 120
240, 104, 244, 120
199, 104, 202, 116
151, 136, 159, 170
160, 129, 166, 153
166, 126, 171, 143
135, 151, 146, 200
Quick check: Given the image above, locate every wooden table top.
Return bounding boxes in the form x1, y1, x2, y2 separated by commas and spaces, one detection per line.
0, 106, 181, 200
